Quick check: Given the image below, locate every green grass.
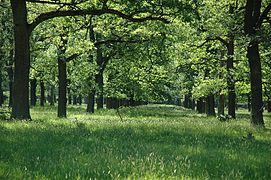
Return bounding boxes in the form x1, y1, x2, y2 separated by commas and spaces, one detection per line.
0, 104, 271, 179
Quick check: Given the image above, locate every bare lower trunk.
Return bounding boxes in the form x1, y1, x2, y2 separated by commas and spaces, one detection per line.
218, 94, 225, 116
30, 79, 37, 106
57, 58, 67, 118
10, 0, 31, 119
248, 42, 264, 126
87, 92, 95, 113
40, 80, 45, 106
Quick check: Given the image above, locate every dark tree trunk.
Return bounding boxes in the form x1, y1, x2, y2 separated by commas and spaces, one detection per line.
227, 37, 236, 118
248, 93, 251, 112
244, 0, 264, 126
67, 79, 72, 104
40, 80, 45, 106
106, 97, 120, 109
57, 58, 67, 118
218, 94, 225, 116
267, 100, 271, 113
10, 0, 31, 119
86, 92, 95, 113
205, 95, 215, 116
73, 95, 77, 105
49, 86, 55, 106
30, 79, 37, 106
78, 95, 82, 105
248, 42, 264, 125
96, 73, 104, 109
95, 45, 104, 109
196, 97, 205, 113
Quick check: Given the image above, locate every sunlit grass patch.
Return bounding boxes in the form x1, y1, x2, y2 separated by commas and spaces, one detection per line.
0, 104, 271, 179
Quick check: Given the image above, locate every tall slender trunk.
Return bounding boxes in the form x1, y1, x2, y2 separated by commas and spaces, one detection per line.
96, 46, 104, 109
40, 80, 45, 106
57, 58, 67, 118
10, 0, 31, 119
227, 37, 236, 118
30, 79, 37, 106
78, 95, 82, 105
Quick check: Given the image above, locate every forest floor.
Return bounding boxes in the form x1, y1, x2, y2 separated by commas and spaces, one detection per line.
0, 104, 271, 179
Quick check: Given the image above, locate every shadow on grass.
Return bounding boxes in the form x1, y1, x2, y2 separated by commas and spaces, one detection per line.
0, 122, 270, 179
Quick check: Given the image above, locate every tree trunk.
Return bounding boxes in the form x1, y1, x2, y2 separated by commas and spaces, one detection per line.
40, 80, 45, 106
78, 95, 82, 105
10, 0, 31, 119
267, 100, 271, 113
73, 95, 77, 105
206, 95, 215, 116
244, 0, 264, 126
57, 58, 67, 118
218, 94, 225, 116
49, 86, 55, 106
248, 42, 264, 126
227, 37, 236, 118
30, 79, 37, 106
96, 72, 104, 109
196, 97, 205, 113
248, 93, 251, 112
87, 92, 95, 113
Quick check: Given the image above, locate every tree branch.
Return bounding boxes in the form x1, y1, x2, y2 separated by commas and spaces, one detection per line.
257, 3, 271, 28
28, 8, 169, 33
26, 0, 78, 6
65, 53, 79, 62
197, 36, 229, 48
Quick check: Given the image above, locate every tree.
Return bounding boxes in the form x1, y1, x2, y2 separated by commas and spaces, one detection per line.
244, 0, 271, 126
9, 0, 169, 119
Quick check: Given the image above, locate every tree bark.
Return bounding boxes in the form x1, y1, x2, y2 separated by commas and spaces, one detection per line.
227, 37, 236, 118
196, 97, 205, 113
218, 94, 225, 116
267, 100, 271, 113
205, 95, 215, 116
95, 47, 104, 109
78, 95, 82, 105
57, 58, 67, 118
40, 80, 45, 106
247, 42, 264, 125
244, 0, 264, 126
30, 79, 37, 106
86, 92, 95, 113
49, 85, 55, 106
73, 95, 77, 105
10, 0, 31, 119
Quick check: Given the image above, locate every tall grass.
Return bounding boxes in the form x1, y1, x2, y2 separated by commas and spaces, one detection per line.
0, 105, 270, 179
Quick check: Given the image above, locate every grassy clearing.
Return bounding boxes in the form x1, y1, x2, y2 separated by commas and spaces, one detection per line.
0, 105, 271, 179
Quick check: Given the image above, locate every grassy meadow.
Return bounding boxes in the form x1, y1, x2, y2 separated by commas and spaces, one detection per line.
0, 104, 271, 179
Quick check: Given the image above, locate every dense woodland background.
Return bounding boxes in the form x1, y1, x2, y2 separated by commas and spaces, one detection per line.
0, 0, 271, 126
